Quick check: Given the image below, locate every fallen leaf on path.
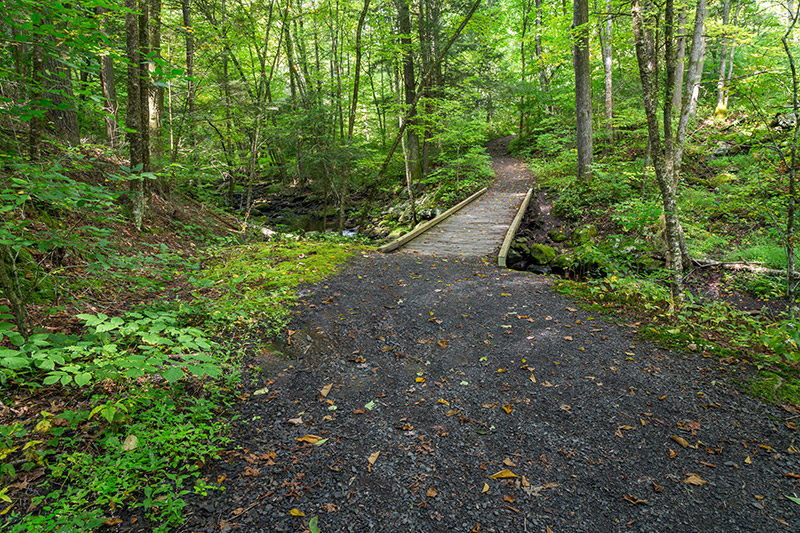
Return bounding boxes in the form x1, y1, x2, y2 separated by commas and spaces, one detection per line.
652, 482, 663, 493
560, 404, 571, 411
253, 387, 270, 396
489, 469, 517, 479
481, 483, 490, 493
671, 435, 689, 448
502, 404, 513, 414
542, 381, 553, 387
437, 340, 449, 348
243, 467, 260, 477
623, 494, 647, 505
322, 503, 339, 512
320, 384, 333, 398
482, 402, 498, 408
103, 518, 123, 527
563, 336, 573, 341
683, 473, 708, 486
503, 458, 516, 467
364, 400, 376, 410
503, 494, 516, 503
368, 451, 380, 465
530, 373, 536, 383
669, 449, 678, 459
297, 434, 324, 444
615, 425, 633, 438
426, 487, 438, 498
288, 417, 303, 425
745, 455, 752, 464
416, 377, 426, 383
785, 472, 800, 479
566, 307, 578, 312
353, 408, 366, 415
438, 399, 450, 406
522, 482, 559, 497
288, 509, 305, 517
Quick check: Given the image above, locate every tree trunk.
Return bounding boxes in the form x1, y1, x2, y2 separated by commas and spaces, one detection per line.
599, 0, 613, 143
783, 6, 800, 315
0, 245, 29, 341
29, 42, 43, 161
148, 0, 164, 163
573, 0, 593, 181
43, 52, 80, 146
182, 0, 195, 148
398, 0, 423, 184
138, 0, 151, 174
631, 0, 708, 303
671, 7, 687, 112
348, 0, 370, 141
126, 0, 144, 230
714, 0, 731, 118
96, 6, 119, 148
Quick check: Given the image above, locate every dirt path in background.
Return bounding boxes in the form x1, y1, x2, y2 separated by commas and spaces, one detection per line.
169, 142, 800, 533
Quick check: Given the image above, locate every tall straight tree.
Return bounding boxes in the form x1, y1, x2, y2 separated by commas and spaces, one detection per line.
398, 0, 423, 184
125, 0, 145, 230
573, 0, 592, 181
631, 0, 708, 302
598, 0, 613, 142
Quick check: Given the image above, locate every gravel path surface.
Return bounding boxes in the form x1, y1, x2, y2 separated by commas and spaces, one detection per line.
177, 143, 800, 532
180, 255, 799, 532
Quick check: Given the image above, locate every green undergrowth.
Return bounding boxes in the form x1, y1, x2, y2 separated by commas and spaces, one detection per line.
555, 276, 800, 404
191, 236, 365, 335
1, 205, 363, 530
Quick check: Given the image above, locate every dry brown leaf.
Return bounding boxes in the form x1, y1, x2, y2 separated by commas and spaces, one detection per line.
542, 381, 553, 387
481, 482, 490, 493
437, 339, 449, 348
297, 434, 324, 444
503, 494, 516, 503
652, 481, 664, 493
288, 417, 303, 425
745, 455, 752, 465
560, 404, 571, 411
623, 494, 648, 505
669, 449, 678, 459
670, 435, 689, 448
426, 487, 438, 498
546, 527, 554, 533
103, 518, 123, 527
564, 336, 573, 341
615, 425, 633, 438
322, 503, 339, 512
521, 475, 531, 488
489, 469, 517, 479
684, 473, 708, 486
502, 404, 513, 414
566, 307, 578, 312
368, 451, 380, 465
320, 384, 333, 398
243, 467, 260, 477
482, 402, 498, 408
529, 373, 536, 383
785, 472, 800, 479
503, 458, 516, 467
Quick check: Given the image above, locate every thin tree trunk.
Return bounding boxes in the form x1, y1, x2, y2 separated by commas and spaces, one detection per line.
182, 0, 195, 148
29, 42, 43, 161
573, 0, 593, 181
126, 0, 144, 230
671, 7, 687, 113
398, 0, 422, 185
599, 0, 613, 143
348, 0, 370, 141
783, 5, 800, 314
149, 0, 164, 163
97, 6, 119, 148
714, 0, 732, 118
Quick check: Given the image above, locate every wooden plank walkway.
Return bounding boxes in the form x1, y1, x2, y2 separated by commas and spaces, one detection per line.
402, 137, 533, 258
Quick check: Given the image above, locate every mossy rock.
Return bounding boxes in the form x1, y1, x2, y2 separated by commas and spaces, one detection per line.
711, 172, 737, 187
548, 229, 569, 243
551, 253, 572, 270
528, 244, 557, 265
572, 224, 598, 245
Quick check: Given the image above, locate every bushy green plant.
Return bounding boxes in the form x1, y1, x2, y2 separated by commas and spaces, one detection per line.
0, 307, 224, 388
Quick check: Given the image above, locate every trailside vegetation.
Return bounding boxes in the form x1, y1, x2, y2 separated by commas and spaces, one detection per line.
1, 0, 800, 529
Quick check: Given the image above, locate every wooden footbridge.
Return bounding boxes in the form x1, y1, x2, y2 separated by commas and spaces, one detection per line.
378, 137, 533, 265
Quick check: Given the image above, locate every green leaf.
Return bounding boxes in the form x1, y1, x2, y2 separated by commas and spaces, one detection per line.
787, 495, 800, 506
43, 374, 61, 385
74, 372, 92, 387
309, 515, 320, 533
161, 366, 184, 383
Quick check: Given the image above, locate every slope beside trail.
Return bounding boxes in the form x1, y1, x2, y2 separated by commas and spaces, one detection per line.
402, 136, 530, 257
176, 147, 800, 533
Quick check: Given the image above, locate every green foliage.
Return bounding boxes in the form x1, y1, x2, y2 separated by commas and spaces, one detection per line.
193, 238, 362, 334
2, 392, 231, 532
0, 307, 225, 388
